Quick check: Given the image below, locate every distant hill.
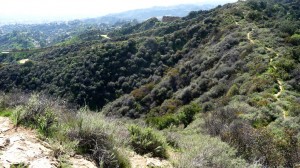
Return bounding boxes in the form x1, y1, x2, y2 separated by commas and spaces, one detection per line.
84, 4, 215, 24
0, 4, 214, 51
0, 21, 114, 51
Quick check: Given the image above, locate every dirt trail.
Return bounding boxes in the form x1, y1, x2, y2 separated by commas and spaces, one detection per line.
274, 80, 283, 99
247, 30, 287, 119
100, 35, 111, 39
231, 16, 239, 26
18, 59, 30, 64
128, 151, 173, 168
265, 48, 287, 119
247, 31, 255, 44
0, 117, 97, 168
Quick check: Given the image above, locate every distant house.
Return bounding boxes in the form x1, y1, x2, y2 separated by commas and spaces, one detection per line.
162, 16, 180, 23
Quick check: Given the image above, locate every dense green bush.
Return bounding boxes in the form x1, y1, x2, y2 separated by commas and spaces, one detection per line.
0, 109, 12, 117
174, 118, 254, 168
36, 109, 57, 136
128, 125, 168, 158
146, 114, 179, 130
62, 109, 131, 168
204, 100, 300, 167
11, 94, 58, 136
291, 47, 300, 62
226, 84, 239, 97
177, 103, 201, 127
6, 93, 130, 168
289, 34, 300, 45
146, 103, 201, 129
247, 11, 262, 21
247, 0, 267, 11
67, 125, 119, 167
278, 21, 298, 35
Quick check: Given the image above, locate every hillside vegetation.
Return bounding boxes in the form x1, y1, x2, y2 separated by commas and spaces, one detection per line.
0, 21, 126, 51
1, 0, 300, 167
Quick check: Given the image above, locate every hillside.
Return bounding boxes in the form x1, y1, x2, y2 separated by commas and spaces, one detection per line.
85, 4, 214, 24
0, 4, 213, 52
0, 0, 300, 167
0, 21, 119, 51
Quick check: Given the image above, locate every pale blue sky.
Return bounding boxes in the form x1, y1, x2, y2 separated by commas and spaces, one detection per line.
0, 0, 237, 22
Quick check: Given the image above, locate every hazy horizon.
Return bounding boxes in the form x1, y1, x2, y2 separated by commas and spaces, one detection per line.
0, 0, 237, 24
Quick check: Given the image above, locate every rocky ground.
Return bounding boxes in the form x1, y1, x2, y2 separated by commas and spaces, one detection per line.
0, 117, 97, 168
128, 151, 173, 168
0, 116, 174, 168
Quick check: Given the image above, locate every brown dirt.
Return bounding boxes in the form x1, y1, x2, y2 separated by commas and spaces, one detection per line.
127, 151, 173, 168
247, 31, 255, 44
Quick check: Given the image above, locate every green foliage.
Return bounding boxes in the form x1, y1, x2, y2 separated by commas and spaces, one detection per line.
114, 149, 132, 168
131, 83, 154, 100
165, 132, 181, 149
146, 114, 179, 130
177, 103, 201, 127
159, 99, 182, 114
226, 84, 239, 97
289, 101, 300, 117
11, 94, 58, 136
203, 101, 299, 167
247, 11, 262, 21
146, 103, 201, 129
12, 106, 24, 126
0, 109, 13, 117
146, 114, 180, 130
0, 31, 35, 51
36, 109, 57, 136
70, 128, 118, 167
278, 21, 298, 35
274, 57, 296, 80
128, 125, 168, 158
252, 118, 269, 128
1, 0, 300, 167
9, 163, 29, 168
247, 0, 267, 11
291, 47, 300, 62
173, 118, 253, 168
289, 34, 300, 45
6, 93, 130, 168
0, 21, 119, 51
66, 108, 133, 168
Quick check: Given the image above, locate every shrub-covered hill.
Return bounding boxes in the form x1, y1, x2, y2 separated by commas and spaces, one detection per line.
0, 21, 123, 51
0, 0, 300, 167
